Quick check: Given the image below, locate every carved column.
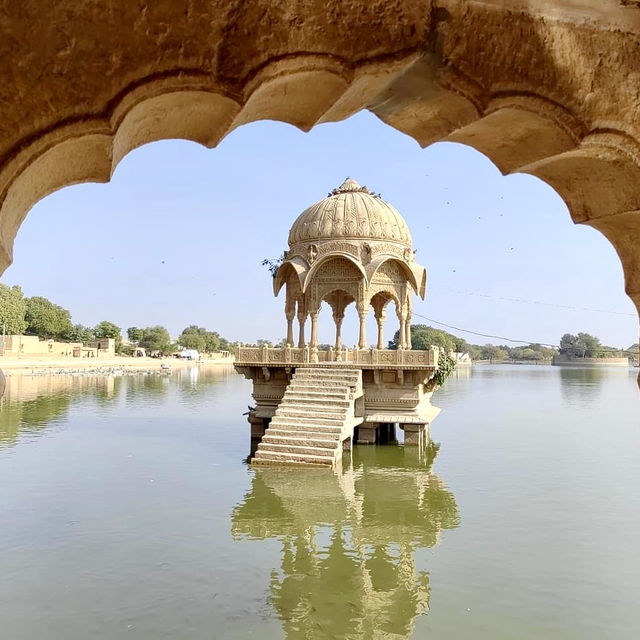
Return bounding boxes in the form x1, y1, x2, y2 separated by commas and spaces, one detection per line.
297, 311, 307, 348
310, 311, 319, 349
358, 308, 367, 350
396, 307, 407, 349
285, 302, 296, 346
375, 307, 387, 350
334, 313, 344, 351
310, 310, 319, 363
405, 301, 412, 350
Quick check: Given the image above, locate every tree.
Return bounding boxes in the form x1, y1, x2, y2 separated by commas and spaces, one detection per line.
479, 345, 509, 362
560, 332, 605, 358
66, 324, 95, 345
177, 326, 226, 353
127, 327, 144, 343
138, 326, 173, 355
389, 324, 457, 352
94, 320, 122, 352
25, 296, 72, 339
178, 325, 207, 351
261, 254, 285, 277
0, 284, 28, 335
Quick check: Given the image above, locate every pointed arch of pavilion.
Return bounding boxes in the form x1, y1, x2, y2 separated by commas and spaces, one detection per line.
302, 253, 368, 294
273, 256, 309, 296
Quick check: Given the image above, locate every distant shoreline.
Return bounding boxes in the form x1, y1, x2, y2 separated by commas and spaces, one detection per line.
0, 356, 234, 375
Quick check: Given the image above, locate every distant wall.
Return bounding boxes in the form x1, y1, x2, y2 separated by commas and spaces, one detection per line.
552, 355, 629, 367
0, 335, 109, 358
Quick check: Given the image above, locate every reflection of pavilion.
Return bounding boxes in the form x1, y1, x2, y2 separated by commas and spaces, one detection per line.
235, 180, 443, 464
232, 445, 459, 638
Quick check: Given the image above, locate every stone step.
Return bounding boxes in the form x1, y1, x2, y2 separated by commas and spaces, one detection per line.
251, 368, 360, 467
292, 371, 359, 379
281, 395, 350, 407
251, 458, 333, 468
284, 389, 348, 400
275, 408, 348, 420
293, 370, 359, 379
267, 423, 343, 435
270, 415, 344, 428
253, 450, 335, 465
264, 432, 340, 446
257, 442, 336, 457
287, 383, 349, 393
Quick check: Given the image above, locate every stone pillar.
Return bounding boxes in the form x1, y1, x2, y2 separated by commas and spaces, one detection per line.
396, 308, 407, 349
404, 316, 412, 350
358, 309, 367, 349
286, 314, 295, 346
375, 307, 387, 350
297, 312, 306, 348
310, 311, 319, 349
0, 368, 4, 399
310, 311, 319, 362
334, 311, 344, 351
356, 423, 377, 444
401, 423, 428, 446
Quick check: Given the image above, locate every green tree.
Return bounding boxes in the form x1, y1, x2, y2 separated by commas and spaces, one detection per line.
479, 345, 509, 362
25, 296, 72, 339
139, 326, 173, 355
178, 325, 208, 351
389, 324, 457, 352
204, 331, 222, 352
66, 324, 95, 345
177, 326, 226, 353
0, 284, 28, 335
218, 337, 234, 352
94, 320, 122, 351
127, 327, 144, 343
560, 332, 605, 358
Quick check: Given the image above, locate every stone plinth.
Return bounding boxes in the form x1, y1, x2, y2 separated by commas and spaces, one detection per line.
235, 346, 441, 447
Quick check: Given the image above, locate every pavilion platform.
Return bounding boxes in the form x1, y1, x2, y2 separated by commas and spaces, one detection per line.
234, 345, 441, 456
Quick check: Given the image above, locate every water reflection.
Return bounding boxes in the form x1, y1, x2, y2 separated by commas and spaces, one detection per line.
232, 444, 459, 638
0, 366, 239, 448
0, 374, 120, 447
558, 366, 606, 403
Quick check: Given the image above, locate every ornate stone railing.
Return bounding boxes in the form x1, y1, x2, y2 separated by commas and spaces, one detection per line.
234, 345, 439, 367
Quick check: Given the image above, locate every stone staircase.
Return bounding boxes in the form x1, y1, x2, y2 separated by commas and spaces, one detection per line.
252, 367, 363, 467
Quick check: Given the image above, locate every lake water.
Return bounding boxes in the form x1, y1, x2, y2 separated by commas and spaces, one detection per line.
1, 364, 639, 639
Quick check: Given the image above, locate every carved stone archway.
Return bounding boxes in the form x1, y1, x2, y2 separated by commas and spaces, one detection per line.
1, 3, 640, 319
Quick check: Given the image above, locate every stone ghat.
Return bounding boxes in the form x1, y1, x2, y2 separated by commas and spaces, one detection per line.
252, 368, 364, 467
235, 346, 438, 368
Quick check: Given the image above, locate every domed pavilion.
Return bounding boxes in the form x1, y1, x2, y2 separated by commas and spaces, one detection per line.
235, 179, 442, 466
274, 178, 426, 357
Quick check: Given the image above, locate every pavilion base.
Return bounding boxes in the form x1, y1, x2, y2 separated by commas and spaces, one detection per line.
235, 351, 442, 461
356, 405, 440, 446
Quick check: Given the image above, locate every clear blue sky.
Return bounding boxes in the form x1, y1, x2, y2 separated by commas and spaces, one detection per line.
2, 111, 637, 349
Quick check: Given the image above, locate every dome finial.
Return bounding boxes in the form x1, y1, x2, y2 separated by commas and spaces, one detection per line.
331, 178, 372, 196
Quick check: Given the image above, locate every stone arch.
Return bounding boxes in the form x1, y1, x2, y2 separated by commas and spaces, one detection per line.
302, 253, 367, 297
273, 257, 308, 296
369, 258, 419, 297
1, 1, 640, 320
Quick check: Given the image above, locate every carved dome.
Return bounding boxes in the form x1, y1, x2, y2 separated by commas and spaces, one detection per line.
288, 179, 412, 247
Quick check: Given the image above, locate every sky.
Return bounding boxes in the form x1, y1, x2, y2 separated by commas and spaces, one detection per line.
1, 111, 637, 349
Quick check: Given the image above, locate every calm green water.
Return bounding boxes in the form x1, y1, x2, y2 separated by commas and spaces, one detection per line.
1, 365, 639, 639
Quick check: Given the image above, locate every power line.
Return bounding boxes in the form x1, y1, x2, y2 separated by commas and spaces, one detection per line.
412, 312, 557, 346
411, 311, 637, 353
428, 287, 637, 318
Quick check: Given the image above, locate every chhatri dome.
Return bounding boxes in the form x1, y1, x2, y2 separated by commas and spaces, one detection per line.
288, 178, 412, 246
274, 178, 427, 357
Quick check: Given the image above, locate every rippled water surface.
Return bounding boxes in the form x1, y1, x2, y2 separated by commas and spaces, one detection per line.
1, 364, 639, 639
